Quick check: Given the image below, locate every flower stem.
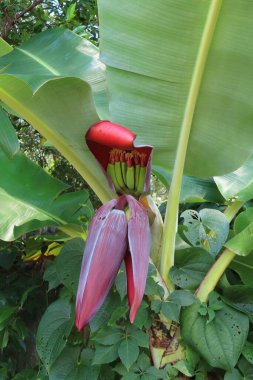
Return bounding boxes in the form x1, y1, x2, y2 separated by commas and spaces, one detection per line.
159, 0, 221, 290
195, 200, 244, 302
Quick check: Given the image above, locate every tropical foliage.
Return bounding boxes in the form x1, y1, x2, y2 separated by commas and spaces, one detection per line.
0, 1, 253, 379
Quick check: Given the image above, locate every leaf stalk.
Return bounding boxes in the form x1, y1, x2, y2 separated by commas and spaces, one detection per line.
195, 200, 244, 302
159, 0, 222, 289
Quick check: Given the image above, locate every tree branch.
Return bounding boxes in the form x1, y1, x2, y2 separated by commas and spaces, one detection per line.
1, 0, 44, 39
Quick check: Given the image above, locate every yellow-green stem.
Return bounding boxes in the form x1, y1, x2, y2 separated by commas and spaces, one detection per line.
159, 1, 221, 290
195, 200, 244, 302
224, 201, 243, 222
195, 248, 235, 302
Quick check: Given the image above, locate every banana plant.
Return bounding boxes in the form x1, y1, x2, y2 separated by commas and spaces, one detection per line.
1, 0, 253, 376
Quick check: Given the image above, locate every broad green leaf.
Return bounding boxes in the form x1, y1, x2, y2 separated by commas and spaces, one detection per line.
89, 291, 121, 332
0, 150, 90, 241
93, 327, 123, 345
224, 369, 243, 380
146, 367, 168, 380
223, 285, 253, 322
0, 29, 108, 118
214, 156, 253, 202
185, 345, 200, 370
93, 344, 119, 365
168, 290, 196, 307
234, 208, 253, 235
55, 238, 85, 293
98, 0, 253, 177
150, 300, 162, 314
153, 166, 223, 204
0, 306, 17, 330
0, 31, 113, 203
36, 298, 74, 371
238, 357, 253, 380
0, 38, 12, 57
50, 347, 100, 380
181, 301, 249, 371
0, 106, 19, 158
181, 209, 229, 255
44, 261, 61, 291
173, 360, 195, 377
130, 329, 149, 349
137, 353, 151, 371
230, 254, 253, 287
49, 346, 80, 380
225, 222, 253, 256
161, 302, 180, 323
243, 342, 253, 365
170, 247, 215, 289
118, 339, 139, 370
133, 302, 150, 330
108, 305, 128, 325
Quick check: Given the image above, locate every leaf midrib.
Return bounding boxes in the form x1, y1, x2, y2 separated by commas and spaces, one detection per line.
0, 79, 113, 203
0, 188, 65, 226
16, 47, 60, 76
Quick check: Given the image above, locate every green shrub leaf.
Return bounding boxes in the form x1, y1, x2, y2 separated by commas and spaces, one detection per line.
223, 285, 253, 322
181, 300, 249, 370
242, 342, 253, 365
170, 247, 214, 289
0, 106, 19, 158
118, 339, 139, 370
93, 344, 119, 365
93, 327, 123, 345
55, 238, 84, 293
49, 347, 100, 380
36, 299, 74, 371
230, 254, 253, 287
181, 209, 229, 255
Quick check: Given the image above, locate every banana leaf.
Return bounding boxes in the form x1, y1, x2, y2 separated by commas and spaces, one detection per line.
98, 0, 253, 177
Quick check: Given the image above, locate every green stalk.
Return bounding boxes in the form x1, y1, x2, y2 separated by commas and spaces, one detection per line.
159, 0, 222, 289
195, 248, 235, 302
223, 201, 243, 222
195, 201, 244, 302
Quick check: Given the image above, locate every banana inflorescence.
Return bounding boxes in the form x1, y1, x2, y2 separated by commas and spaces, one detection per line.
107, 149, 148, 196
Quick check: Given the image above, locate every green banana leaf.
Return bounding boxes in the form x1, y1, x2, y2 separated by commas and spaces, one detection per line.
1, 3, 253, 203
98, 0, 253, 177
0, 150, 92, 241
0, 29, 108, 119
0, 38, 12, 57
0, 30, 114, 203
0, 106, 20, 158
153, 166, 223, 204
214, 156, 253, 202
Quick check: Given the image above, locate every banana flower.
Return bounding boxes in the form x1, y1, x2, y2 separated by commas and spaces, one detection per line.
75, 121, 152, 331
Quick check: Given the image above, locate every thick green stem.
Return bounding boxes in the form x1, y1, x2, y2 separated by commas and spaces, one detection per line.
223, 200, 243, 222
159, 0, 221, 290
195, 200, 244, 302
195, 248, 235, 302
